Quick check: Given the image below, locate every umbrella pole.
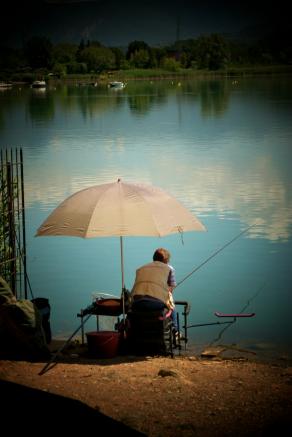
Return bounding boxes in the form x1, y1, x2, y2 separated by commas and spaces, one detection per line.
120, 236, 125, 290
120, 236, 126, 322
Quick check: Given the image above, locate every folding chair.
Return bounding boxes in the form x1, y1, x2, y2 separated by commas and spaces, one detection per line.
125, 307, 173, 356
125, 301, 190, 357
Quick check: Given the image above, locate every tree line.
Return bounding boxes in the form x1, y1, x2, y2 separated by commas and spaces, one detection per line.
0, 31, 291, 81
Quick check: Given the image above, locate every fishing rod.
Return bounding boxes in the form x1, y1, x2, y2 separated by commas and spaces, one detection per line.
39, 313, 93, 376
176, 222, 259, 336
176, 221, 258, 288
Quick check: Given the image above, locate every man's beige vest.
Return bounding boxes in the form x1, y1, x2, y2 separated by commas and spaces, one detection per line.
131, 261, 170, 305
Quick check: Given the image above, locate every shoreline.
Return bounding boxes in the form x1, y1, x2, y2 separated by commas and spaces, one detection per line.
5, 65, 292, 87
47, 334, 292, 367
1, 343, 292, 436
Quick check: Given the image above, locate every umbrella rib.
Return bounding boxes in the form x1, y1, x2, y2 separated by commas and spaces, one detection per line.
85, 184, 115, 237
129, 184, 193, 237
128, 183, 163, 237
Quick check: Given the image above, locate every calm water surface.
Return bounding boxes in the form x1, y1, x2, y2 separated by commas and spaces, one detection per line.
1, 76, 292, 359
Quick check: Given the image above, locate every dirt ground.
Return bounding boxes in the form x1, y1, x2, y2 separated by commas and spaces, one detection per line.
1, 340, 292, 437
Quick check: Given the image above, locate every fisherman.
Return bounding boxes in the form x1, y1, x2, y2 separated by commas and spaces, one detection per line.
130, 247, 179, 338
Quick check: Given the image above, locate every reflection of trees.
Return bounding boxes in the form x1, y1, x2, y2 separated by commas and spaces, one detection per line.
27, 89, 55, 122
1, 79, 233, 126
3, 85, 123, 126
26, 84, 127, 121
126, 81, 168, 115
0, 94, 6, 129
139, 79, 231, 118
233, 76, 292, 101
76, 86, 121, 119
127, 94, 155, 115
53, 85, 120, 119
52, 80, 230, 119
199, 80, 230, 117
176, 79, 230, 117
0, 88, 29, 130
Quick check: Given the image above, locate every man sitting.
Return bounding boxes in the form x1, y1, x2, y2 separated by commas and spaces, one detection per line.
130, 247, 179, 337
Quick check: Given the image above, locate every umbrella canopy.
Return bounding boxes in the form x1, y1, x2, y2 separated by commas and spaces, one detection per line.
36, 179, 206, 298
36, 179, 206, 238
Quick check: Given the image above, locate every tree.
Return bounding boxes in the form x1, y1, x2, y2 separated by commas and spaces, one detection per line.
79, 46, 115, 72
195, 34, 230, 70
88, 40, 102, 48
110, 47, 125, 69
129, 49, 150, 68
53, 43, 77, 64
126, 41, 150, 60
76, 39, 85, 62
149, 47, 166, 68
24, 36, 53, 70
66, 62, 87, 74
52, 63, 67, 78
161, 57, 180, 72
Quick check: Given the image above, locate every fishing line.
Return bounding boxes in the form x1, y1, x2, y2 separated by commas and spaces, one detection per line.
176, 221, 258, 288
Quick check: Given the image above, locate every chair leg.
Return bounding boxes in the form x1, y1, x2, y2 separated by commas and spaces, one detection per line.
176, 312, 181, 352
166, 318, 174, 358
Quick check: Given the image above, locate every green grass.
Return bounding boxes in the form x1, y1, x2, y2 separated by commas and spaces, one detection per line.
41, 64, 292, 85
101, 65, 292, 81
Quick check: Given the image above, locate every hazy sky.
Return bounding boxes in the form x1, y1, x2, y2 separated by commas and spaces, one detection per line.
2, 0, 289, 47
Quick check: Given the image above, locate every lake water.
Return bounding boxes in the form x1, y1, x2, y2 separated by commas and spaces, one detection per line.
1, 76, 292, 360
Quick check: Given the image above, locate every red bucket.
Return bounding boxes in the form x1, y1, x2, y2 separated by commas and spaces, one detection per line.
86, 331, 121, 358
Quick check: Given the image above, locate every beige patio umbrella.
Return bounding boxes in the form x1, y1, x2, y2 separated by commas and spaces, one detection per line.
36, 179, 206, 316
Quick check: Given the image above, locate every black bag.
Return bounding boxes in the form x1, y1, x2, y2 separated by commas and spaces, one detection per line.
31, 297, 52, 344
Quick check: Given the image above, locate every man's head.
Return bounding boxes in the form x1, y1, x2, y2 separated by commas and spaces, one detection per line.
153, 248, 170, 264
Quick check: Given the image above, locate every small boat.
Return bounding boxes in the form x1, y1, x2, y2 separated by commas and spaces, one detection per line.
0, 82, 12, 89
32, 80, 46, 88
108, 81, 125, 89
77, 82, 98, 87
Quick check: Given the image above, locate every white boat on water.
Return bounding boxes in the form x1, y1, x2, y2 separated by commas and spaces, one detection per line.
32, 80, 46, 88
0, 82, 12, 89
108, 81, 125, 89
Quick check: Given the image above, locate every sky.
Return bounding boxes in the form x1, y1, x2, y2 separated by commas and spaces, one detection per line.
2, 0, 289, 48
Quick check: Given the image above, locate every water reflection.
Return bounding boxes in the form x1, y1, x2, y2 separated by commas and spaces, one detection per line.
53, 85, 124, 120
199, 80, 230, 116
0, 79, 236, 126
27, 88, 55, 122
22, 148, 292, 242
1, 78, 292, 244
